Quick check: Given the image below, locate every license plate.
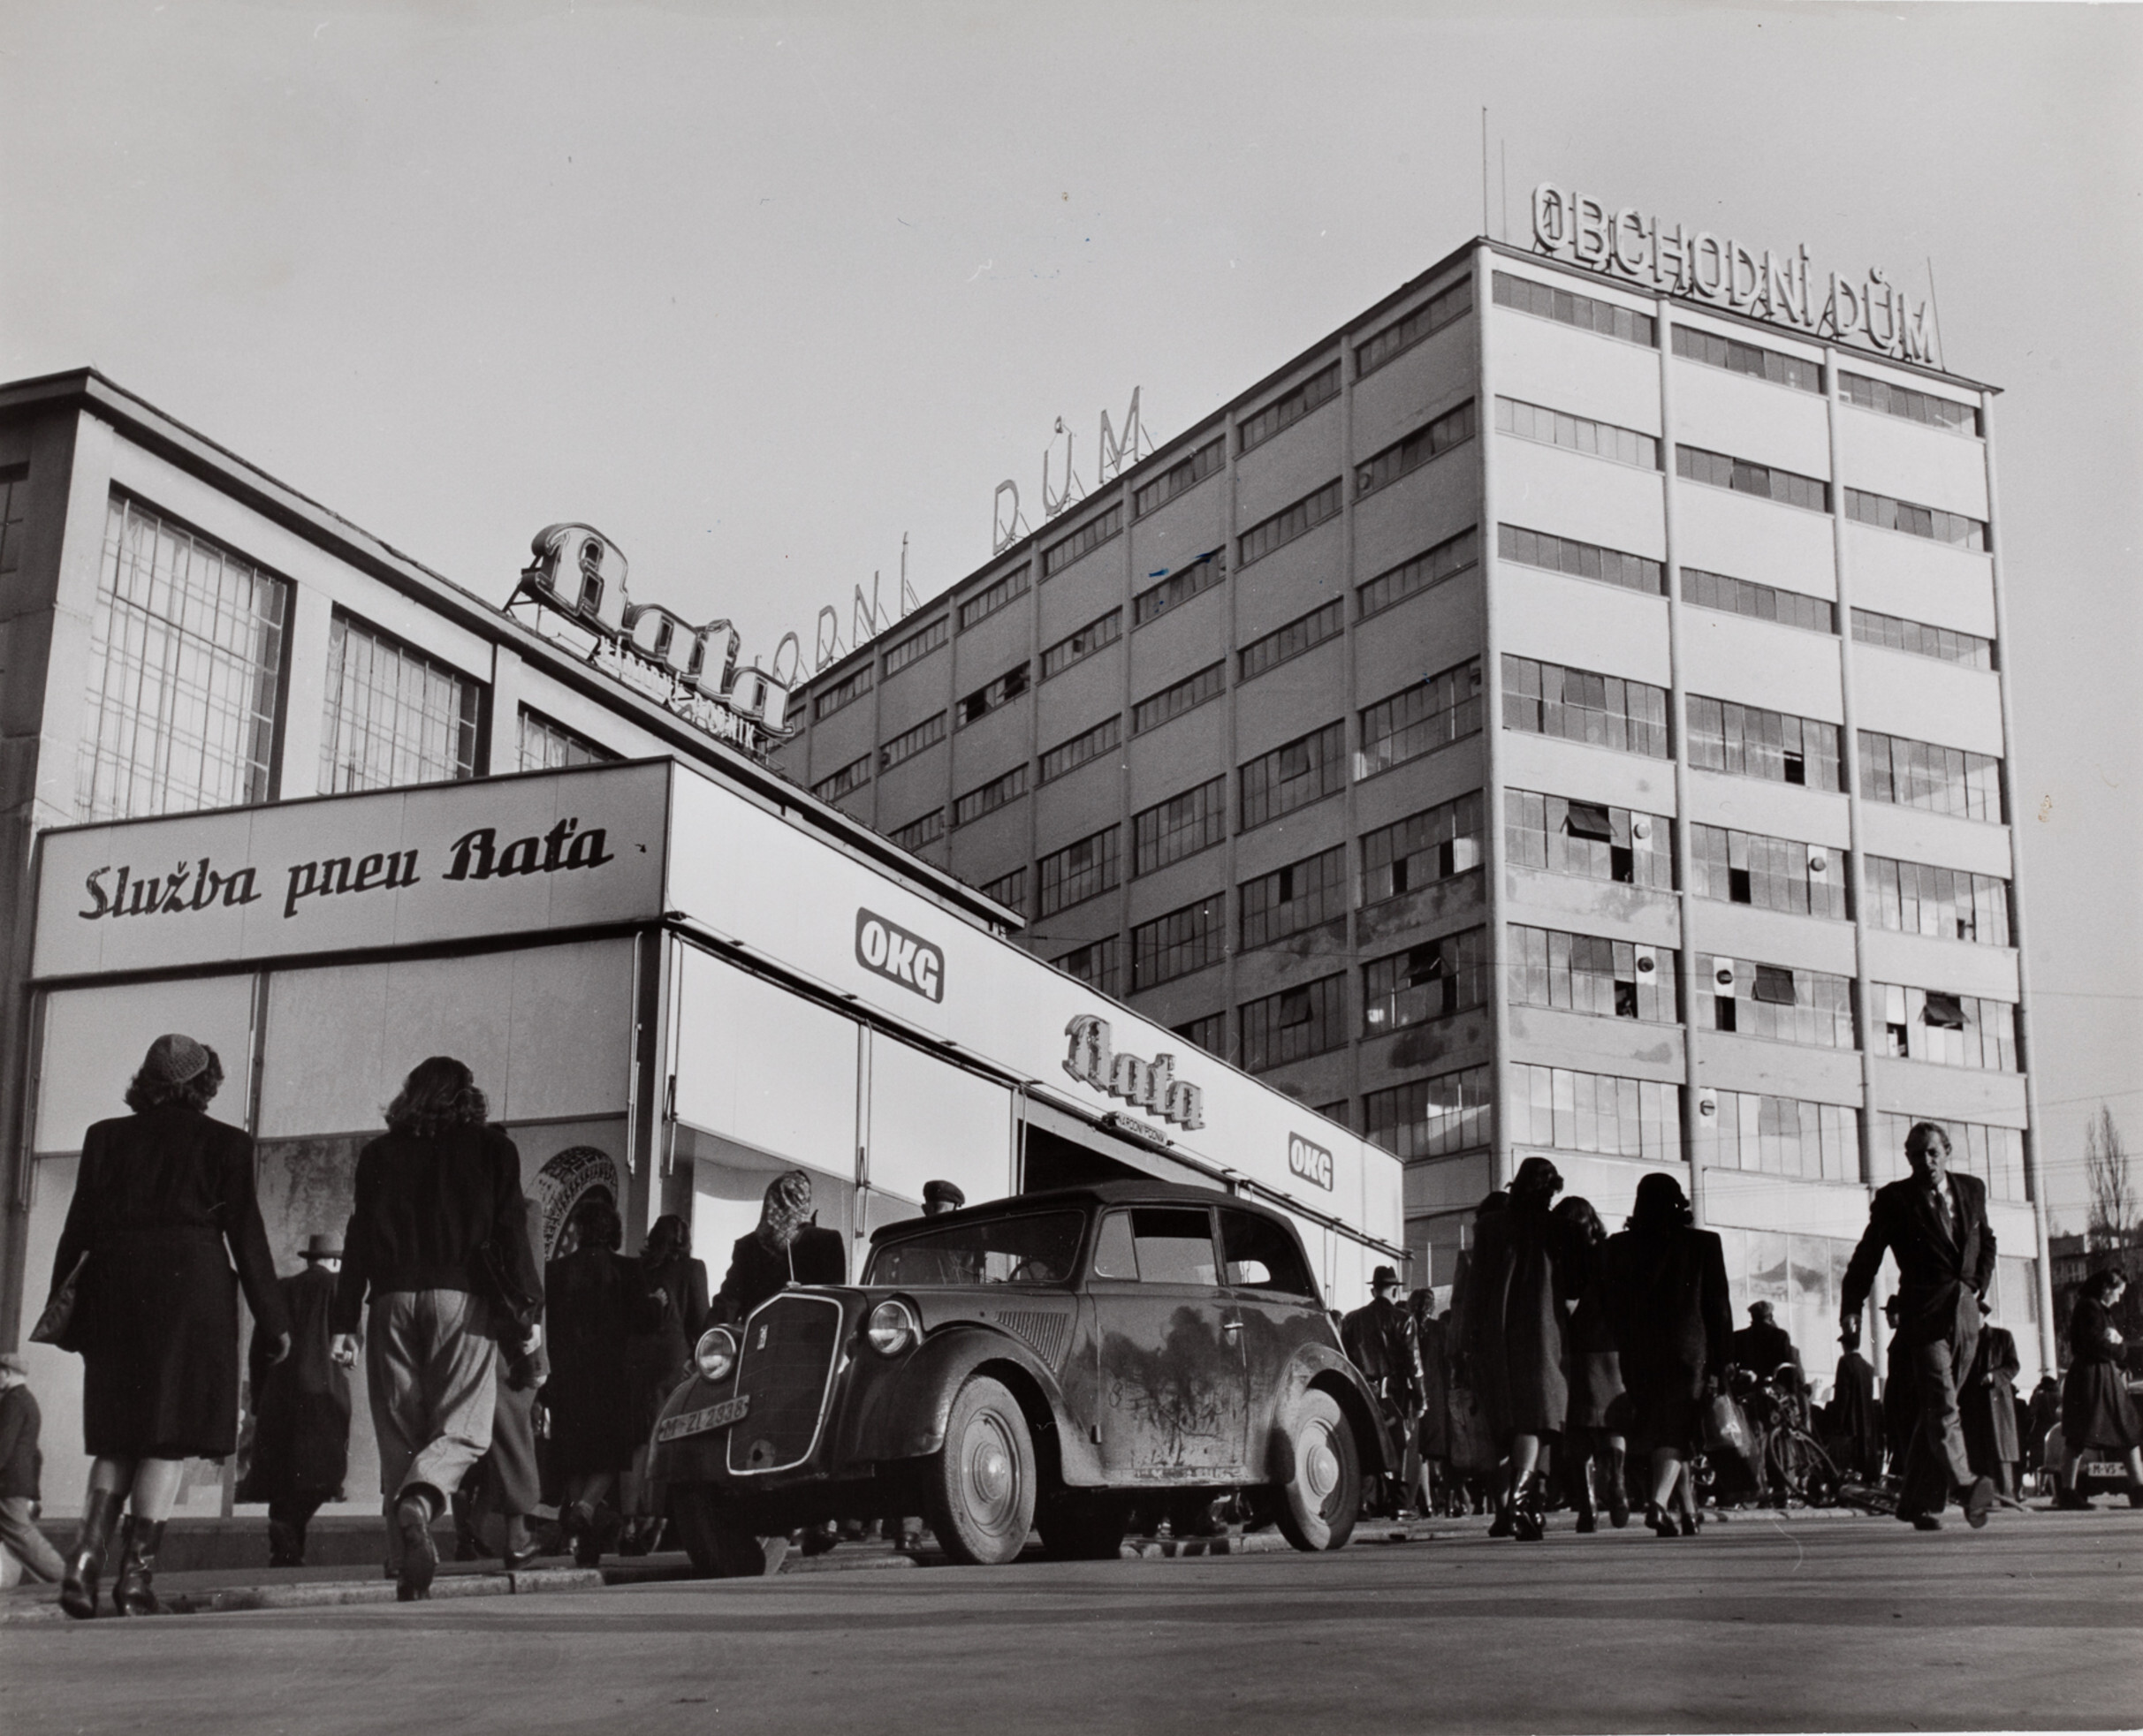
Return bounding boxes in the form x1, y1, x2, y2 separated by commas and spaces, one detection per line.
2082, 1460, 2122, 1481
654, 1395, 750, 1443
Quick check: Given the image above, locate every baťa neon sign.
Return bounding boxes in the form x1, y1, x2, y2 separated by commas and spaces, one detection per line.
505, 523, 802, 762
1530, 186, 1936, 365
1062, 1015, 1204, 1132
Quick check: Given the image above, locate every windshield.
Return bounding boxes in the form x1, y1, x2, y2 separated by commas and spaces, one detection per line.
866, 1210, 1086, 1287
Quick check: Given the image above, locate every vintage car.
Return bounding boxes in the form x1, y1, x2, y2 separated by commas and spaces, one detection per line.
647, 1180, 1396, 1573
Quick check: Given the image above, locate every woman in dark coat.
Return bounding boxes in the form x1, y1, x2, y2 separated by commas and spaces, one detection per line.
2054, 1270, 2143, 1508
714, 1170, 847, 1323
1961, 1323, 2023, 1497
620, 1213, 709, 1550
543, 1197, 663, 1564
48, 1035, 292, 1618
1459, 1157, 1577, 1540
1599, 1171, 1732, 1538
1554, 1196, 1630, 1532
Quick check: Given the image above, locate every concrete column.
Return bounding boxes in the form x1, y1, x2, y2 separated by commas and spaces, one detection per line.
490, 643, 535, 776
1472, 244, 1515, 1191
277, 579, 337, 799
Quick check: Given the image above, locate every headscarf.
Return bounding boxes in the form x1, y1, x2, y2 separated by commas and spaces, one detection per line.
1627, 1171, 1692, 1233
1509, 1156, 1563, 1216
756, 1170, 813, 1254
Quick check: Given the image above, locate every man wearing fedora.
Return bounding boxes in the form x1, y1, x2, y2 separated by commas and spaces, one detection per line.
239, 1234, 352, 1567
1341, 1266, 1425, 1518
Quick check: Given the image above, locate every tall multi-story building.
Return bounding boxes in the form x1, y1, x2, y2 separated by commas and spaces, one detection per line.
779, 219, 2055, 1378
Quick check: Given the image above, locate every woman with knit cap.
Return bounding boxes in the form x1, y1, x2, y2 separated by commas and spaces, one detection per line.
713, 1170, 847, 1323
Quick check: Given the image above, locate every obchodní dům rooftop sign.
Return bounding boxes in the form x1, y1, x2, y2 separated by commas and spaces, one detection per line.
1531, 186, 1936, 365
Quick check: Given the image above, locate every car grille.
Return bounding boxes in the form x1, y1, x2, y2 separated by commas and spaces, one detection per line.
727, 1293, 844, 1475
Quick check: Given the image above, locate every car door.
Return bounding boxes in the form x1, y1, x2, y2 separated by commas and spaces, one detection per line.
1218, 1207, 1329, 1455
1088, 1205, 1250, 1482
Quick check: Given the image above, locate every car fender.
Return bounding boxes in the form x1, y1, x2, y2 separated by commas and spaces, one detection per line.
855, 1323, 1078, 1465
1263, 1342, 1398, 1479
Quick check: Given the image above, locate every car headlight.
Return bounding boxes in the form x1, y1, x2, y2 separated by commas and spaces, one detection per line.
694, 1326, 738, 1383
864, 1299, 918, 1356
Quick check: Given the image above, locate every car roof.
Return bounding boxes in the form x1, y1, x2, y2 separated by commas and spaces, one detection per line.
866, 1179, 1289, 1245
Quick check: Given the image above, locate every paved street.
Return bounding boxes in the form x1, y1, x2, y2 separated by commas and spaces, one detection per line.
3, 1510, 2138, 1734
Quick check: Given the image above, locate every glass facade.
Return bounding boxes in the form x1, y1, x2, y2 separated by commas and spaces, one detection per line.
518, 708, 616, 770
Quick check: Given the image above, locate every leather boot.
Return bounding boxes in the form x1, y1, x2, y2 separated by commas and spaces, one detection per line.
60, 1487, 123, 1619
1602, 1444, 1630, 1528
112, 1515, 166, 1616
268, 1518, 304, 1568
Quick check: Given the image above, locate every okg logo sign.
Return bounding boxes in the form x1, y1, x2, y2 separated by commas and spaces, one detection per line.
1288, 1133, 1334, 1192
855, 908, 945, 1003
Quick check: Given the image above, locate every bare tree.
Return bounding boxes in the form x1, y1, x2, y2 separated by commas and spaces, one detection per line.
2085, 1104, 2135, 1248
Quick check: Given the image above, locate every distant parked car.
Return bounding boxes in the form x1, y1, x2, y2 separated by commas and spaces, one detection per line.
647, 1180, 1396, 1571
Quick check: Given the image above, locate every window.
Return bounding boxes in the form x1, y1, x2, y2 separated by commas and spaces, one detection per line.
1512, 926, 1678, 1023
1703, 956, 1857, 1049
1850, 608, 1994, 671
518, 708, 616, 771
1844, 488, 1987, 551
1670, 325, 1823, 392
1839, 372, 1981, 437
980, 866, 1027, 915
1491, 271, 1654, 345
1134, 550, 1226, 626
77, 494, 288, 820
1509, 1064, 1682, 1164
1239, 480, 1342, 567
957, 664, 1030, 729
1857, 731, 2002, 822
319, 612, 479, 795
811, 754, 871, 803
0, 467, 26, 579
1876, 985, 2018, 1072
1676, 445, 1828, 512
1039, 715, 1121, 784
883, 616, 948, 677
1054, 935, 1122, 997
1356, 658, 1485, 778
1683, 567, 1835, 633
1363, 928, 1489, 1034
1239, 600, 1342, 683
1042, 504, 1123, 578
1873, 1114, 2025, 1202
1134, 776, 1227, 875
1240, 974, 1348, 1073
1357, 400, 1478, 497
1502, 656, 1670, 759
814, 662, 873, 720
891, 808, 945, 851
879, 710, 947, 769
1240, 360, 1341, 454
1356, 527, 1478, 619
1132, 897, 1225, 989
954, 764, 1028, 828
1687, 697, 1842, 790
870, 1210, 1086, 1287
1709, 1092, 1860, 1183
1038, 826, 1121, 915
1132, 662, 1226, 735
1356, 276, 1473, 376
1240, 722, 1345, 830
1361, 792, 1486, 903
1364, 1065, 1494, 1159
1220, 1209, 1318, 1298
1172, 1012, 1227, 1058
1134, 437, 1225, 518
957, 565, 1030, 633
1240, 845, 1346, 951
1689, 825, 1848, 920
1499, 524, 1663, 597
1503, 790, 1672, 891
1865, 855, 2010, 946
1042, 608, 1123, 680
1495, 398, 1657, 470
1098, 1207, 1220, 1285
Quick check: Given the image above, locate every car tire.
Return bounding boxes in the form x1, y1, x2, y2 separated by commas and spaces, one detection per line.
1037, 1499, 1127, 1561
925, 1375, 1037, 1565
1272, 1388, 1360, 1553
668, 1485, 766, 1578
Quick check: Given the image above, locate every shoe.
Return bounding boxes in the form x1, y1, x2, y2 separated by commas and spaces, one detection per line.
2052, 1487, 2093, 1511
1677, 1508, 1698, 1537
396, 1494, 438, 1601
1645, 1502, 1676, 1538
1911, 1513, 1943, 1532
1511, 1478, 1546, 1542
60, 1489, 123, 1620
1575, 1510, 1597, 1535
565, 1501, 603, 1568
1602, 1447, 1630, 1529
2128, 1485, 2143, 1511
1961, 1475, 1995, 1530
268, 1518, 305, 1568
501, 1515, 539, 1571
1487, 1501, 1514, 1538
112, 1516, 166, 1616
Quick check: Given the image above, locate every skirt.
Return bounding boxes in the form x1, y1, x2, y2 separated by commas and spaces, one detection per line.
1622, 1354, 1705, 1455
1565, 1349, 1631, 1432
2061, 1362, 2142, 1452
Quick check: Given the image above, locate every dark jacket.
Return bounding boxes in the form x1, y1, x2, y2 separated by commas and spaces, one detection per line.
1341, 1298, 1425, 1413
1842, 1172, 1995, 1351
1962, 1323, 2022, 1469
627, 1254, 711, 1430
0, 1385, 42, 1501
1460, 1203, 1577, 1439
1730, 1320, 1800, 1382
543, 1247, 665, 1476
51, 1103, 291, 1459
332, 1125, 539, 1333
715, 1225, 847, 1323
239, 1263, 351, 1503
1599, 1224, 1734, 1385
1826, 1348, 1882, 1478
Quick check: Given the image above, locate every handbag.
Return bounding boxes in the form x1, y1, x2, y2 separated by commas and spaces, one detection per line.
29, 1251, 90, 1352
1445, 1383, 1499, 1475
1701, 1389, 1755, 1467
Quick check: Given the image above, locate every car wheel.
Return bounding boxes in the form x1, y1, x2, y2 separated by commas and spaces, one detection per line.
1037, 1498, 1126, 1561
926, 1375, 1037, 1565
667, 1484, 766, 1578
1272, 1389, 1360, 1553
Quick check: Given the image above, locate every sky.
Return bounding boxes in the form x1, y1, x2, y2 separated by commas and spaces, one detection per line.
3, 0, 2135, 1233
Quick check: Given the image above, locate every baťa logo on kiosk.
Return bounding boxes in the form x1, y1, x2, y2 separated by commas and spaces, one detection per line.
855, 909, 944, 1003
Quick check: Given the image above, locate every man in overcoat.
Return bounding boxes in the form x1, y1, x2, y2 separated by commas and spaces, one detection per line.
1842, 1122, 1998, 1530
240, 1235, 352, 1566
1342, 1268, 1425, 1516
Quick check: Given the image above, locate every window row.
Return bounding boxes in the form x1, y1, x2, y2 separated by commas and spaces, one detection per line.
880, 710, 946, 770
1877, 984, 2018, 1072
1042, 503, 1123, 578
1240, 361, 1341, 454
957, 663, 1030, 728
1838, 372, 1982, 437
1491, 270, 1654, 346
954, 763, 1028, 829
1496, 397, 1658, 470
1357, 400, 1478, 498
1511, 1064, 1683, 1166
1701, 955, 1857, 1049
1364, 1065, 1494, 1161
1356, 276, 1474, 376
1686, 697, 1842, 791
1689, 823, 1845, 920
1133, 436, 1225, 519
1858, 730, 2002, 822
1683, 566, 1835, 634
1239, 479, 1342, 568
1240, 598, 1343, 683
1358, 527, 1479, 619
1676, 444, 1829, 513
958, 564, 1030, 633
1850, 607, 1994, 671
1038, 714, 1121, 785
1505, 790, 1673, 891
890, 807, 944, 851
1706, 1091, 1858, 1183
882, 615, 949, 678
1499, 523, 1663, 597
1132, 662, 1226, 736
1134, 550, 1227, 626
1866, 854, 2010, 946
1502, 656, 1670, 759
1356, 659, 1485, 780
1670, 324, 1823, 393
1871, 1113, 2025, 1202
1509, 925, 1677, 1024
1844, 488, 1987, 552
814, 661, 874, 721
1041, 607, 1121, 679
